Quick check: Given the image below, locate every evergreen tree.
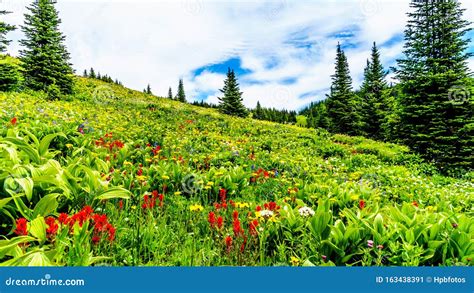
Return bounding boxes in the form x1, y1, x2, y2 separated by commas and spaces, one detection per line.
359, 42, 389, 140
168, 87, 173, 99
89, 67, 96, 78
83, 69, 88, 77
218, 68, 247, 117
176, 79, 186, 103
20, 0, 74, 94
0, 10, 16, 53
145, 84, 152, 95
255, 101, 263, 119
395, 0, 473, 171
326, 43, 361, 135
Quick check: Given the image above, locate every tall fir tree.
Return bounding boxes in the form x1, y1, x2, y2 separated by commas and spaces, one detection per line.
145, 84, 152, 95
176, 79, 186, 103
20, 0, 74, 95
89, 67, 96, 78
326, 43, 361, 135
395, 0, 473, 171
218, 68, 247, 118
0, 10, 16, 53
168, 87, 173, 99
255, 101, 263, 119
359, 42, 389, 140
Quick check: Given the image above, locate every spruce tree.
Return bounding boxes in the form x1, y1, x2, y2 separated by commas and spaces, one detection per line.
255, 101, 263, 119
0, 10, 15, 53
218, 68, 247, 118
176, 79, 186, 102
168, 87, 173, 99
359, 42, 388, 140
20, 0, 74, 94
145, 84, 152, 95
395, 0, 473, 171
89, 67, 96, 78
326, 43, 361, 135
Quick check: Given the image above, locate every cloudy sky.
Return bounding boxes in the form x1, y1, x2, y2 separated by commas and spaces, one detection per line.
2, 0, 473, 110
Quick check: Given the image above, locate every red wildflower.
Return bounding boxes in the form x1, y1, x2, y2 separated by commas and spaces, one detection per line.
137, 169, 143, 176
229, 200, 235, 208
240, 236, 247, 253
217, 216, 224, 229
256, 205, 262, 212
118, 200, 124, 210
158, 193, 164, 207
359, 200, 366, 210
249, 219, 259, 236
58, 213, 69, 225
412, 201, 419, 207
92, 235, 101, 245
232, 210, 239, 221
14, 218, 28, 236
233, 219, 242, 236
208, 211, 216, 228
225, 236, 232, 252
106, 223, 116, 241
10, 117, 17, 126
214, 203, 221, 210
219, 188, 227, 202
92, 214, 109, 232
222, 202, 228, 209
45, 217, 59, 237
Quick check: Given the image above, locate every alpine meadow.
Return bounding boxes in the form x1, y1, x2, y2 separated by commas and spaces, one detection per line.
0, 0, 473, 268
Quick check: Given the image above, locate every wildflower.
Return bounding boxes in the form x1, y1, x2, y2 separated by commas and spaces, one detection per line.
350, 194, 359, 201
298, 206, 315, 217
377, 245, 384, 250
217, 216, 224, 229
118, 200, 124, 210
452, 223, 458, 229
359, 200, 366, 210
322, 255, 327, 261
58, 213, 69, 225
14, 218, 28, 236
137, 169, 143, 176
219, 188, 227, 202
367, 240, 374, 248
208, 211, 216, 228
45, 217, 59, 237
189, 204, 204, 212
162, 175, 170, 180
10, 117, 17, 126
174, 191, 181, 196
65, 144, 73, 149
256, 206, 262, 212
136, 175, 147, 181
256, 210, 274, 219
249, 219, 259, 236
290, 256, 300, 266
233, 219, 242, 236
235, 202, 250, 209
92, 236, 101, 245
232, 210, 239, 221
106, 224, 116, 241
225, 236, 232, 252
412, 201, 419, 207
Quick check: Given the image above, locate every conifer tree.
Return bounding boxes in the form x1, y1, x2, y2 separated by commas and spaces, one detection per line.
326, 43, 361, 135
255, 101, 263, 119
395, 0, 473, 171
89, 67, 96, 79
359, 42, 388, 140
83, 69, 88, 77
145, 84, 152, 95
176, 79, 186, 103
0, 10, 15, 53
218, 68, 247, 117
20, 0, 74, 94
168, 87, 173, 99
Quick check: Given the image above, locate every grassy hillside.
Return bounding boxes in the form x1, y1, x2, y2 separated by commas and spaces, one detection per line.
0, 77, 472, 266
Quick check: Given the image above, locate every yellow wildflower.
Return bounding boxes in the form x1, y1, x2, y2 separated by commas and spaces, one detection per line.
136, 175, 147, 181
65, 143, 73, 149
350, 194, 359, 201
290, 256, 300, 266
162, 175, 170, 180
189, 204, 204, 212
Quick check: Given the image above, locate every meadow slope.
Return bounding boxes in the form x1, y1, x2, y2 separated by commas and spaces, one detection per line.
0, 78, 472, 266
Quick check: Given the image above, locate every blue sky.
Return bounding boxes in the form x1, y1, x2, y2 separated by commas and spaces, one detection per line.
3, 0, 473, 110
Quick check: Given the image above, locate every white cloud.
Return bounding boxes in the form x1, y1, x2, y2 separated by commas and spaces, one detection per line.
2, 0, 473, 110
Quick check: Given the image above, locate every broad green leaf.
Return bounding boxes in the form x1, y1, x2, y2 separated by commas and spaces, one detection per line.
29, 217, 46, 244
39, 133, 66, 157
32, 194, 59, 218
94, 187, 131, 201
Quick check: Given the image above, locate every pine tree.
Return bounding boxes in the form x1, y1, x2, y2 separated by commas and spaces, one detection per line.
359, 42, 389, 140
168, 87, 173, 99
326, 43, 361, 135
20, 0, 74, 95
255, 101, 263, 119
83, 69, 88, 77
145, 84, 152, 95
89, 67, 96, 78
218, 68, 247, 118
176, 79, 186, 103
0, 10, 16, 53
395, 0, 473, 171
